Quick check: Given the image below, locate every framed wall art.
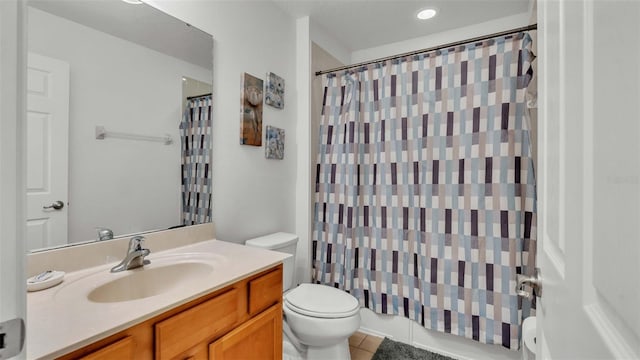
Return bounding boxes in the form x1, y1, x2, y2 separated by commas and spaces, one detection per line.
240, 72, 263, 146
265, 72, 284, 109
265, 125, 285, 160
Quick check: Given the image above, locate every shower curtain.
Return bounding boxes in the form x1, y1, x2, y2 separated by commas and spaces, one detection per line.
180, 95, 212, 225
312, 33, 536, 350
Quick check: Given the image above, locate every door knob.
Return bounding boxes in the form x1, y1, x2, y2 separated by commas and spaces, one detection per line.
43, 200, 64, 210
516, 268, 542, 299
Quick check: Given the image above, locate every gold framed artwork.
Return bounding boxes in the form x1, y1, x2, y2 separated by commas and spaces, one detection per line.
240, 72, 263, 146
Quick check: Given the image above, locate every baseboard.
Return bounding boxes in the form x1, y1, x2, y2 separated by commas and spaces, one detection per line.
357, 326, 392, 340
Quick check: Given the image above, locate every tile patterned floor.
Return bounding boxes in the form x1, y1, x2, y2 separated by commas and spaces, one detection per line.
349, 331, 384, 360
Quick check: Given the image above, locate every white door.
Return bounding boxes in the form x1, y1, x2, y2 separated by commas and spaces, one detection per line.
537, 0, 640, 358
26, 53, 69, 251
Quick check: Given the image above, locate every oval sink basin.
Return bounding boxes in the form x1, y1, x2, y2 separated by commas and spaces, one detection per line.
88, 262, 213, 303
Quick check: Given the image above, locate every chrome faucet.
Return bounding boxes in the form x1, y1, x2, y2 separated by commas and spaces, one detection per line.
97, 227, 114, 241
110, 236, 151, 273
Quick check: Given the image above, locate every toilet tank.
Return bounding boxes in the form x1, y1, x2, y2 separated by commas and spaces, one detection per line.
244, 232, 298, 292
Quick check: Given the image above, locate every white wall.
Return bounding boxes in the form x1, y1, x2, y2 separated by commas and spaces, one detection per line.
351, 13, 531, 63
310, 21, 351, 66
146, 1, 298, 245
28, 7, 212, 245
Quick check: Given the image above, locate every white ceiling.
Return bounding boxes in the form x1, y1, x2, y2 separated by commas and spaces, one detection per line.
28, 0, 530, 68
28, 0, 213, 69
272, 0, 531, 51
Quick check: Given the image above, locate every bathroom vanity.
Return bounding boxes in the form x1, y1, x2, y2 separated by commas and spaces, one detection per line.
26, 232, 289, 359
59, 265, 282, 360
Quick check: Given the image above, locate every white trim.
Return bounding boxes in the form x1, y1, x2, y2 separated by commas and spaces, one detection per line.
556, 0, 567, 254
580, 2, 638, 358
539, 0, 565, 280
0, 1, 26, 358
585, 303, 638, 359
581, 0, 596, 308
542, 238, 565, 280
295, 16, 312, 285
539, 330, 551, 360
356, 326, 390, 339
411, 341, 478, 360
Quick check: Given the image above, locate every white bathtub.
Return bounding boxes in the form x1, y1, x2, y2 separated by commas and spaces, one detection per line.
357, 308, 520, 360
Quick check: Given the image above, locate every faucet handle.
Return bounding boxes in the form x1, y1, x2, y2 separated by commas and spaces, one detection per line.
96, 227, 113, 241
128, 235, 146, 251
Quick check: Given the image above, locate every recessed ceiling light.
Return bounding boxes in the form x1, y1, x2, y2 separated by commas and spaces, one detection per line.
417, 8, 437, 20
122, 0, 144, 4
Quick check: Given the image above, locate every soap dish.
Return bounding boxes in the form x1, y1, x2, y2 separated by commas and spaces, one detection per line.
27, 270, 65, 292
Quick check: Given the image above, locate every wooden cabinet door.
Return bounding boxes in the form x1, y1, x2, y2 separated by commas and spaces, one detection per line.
155, 289, 240, 360
208, 305, 282, 360
79, 336, 134, 360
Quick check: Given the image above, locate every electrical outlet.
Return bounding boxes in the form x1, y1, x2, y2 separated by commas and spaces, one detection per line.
0, 318, 24, 359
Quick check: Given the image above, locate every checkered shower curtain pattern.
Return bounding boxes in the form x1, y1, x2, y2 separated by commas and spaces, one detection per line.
180, 96, 212, 225
312, 33, 536, 350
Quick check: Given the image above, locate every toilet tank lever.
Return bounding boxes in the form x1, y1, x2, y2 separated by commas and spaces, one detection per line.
516, 268, 542, 299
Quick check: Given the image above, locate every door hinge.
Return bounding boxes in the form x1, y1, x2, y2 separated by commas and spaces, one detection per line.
0, 318, 25, 359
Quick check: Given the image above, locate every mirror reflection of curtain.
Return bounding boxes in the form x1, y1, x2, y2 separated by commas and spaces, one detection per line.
180, 95, 212, 225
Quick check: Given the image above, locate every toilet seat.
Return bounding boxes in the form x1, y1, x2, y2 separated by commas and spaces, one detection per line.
284, 284, 360, 319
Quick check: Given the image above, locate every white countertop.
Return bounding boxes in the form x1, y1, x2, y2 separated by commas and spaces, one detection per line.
27, 239, 289, 359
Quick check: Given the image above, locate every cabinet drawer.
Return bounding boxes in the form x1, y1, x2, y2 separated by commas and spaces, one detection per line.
79, 336, 134, 360
155, 289, 239, 360
247, 268, 282, 316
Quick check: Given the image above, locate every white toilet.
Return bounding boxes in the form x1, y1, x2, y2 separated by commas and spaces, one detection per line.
245, 233, 361, 360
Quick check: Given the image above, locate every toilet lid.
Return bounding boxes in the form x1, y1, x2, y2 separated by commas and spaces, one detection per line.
284, 284, 360, 318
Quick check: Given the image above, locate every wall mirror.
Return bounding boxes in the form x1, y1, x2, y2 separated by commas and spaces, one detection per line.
26, 0, 214, 252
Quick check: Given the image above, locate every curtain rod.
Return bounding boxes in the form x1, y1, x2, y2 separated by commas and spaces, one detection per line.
187, 93, 212, 100
315, 23, 537, 76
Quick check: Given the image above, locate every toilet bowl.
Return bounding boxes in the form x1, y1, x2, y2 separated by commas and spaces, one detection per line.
283, 283, 360, 359
522, 316, 536, 360
245, 233, 361, 360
